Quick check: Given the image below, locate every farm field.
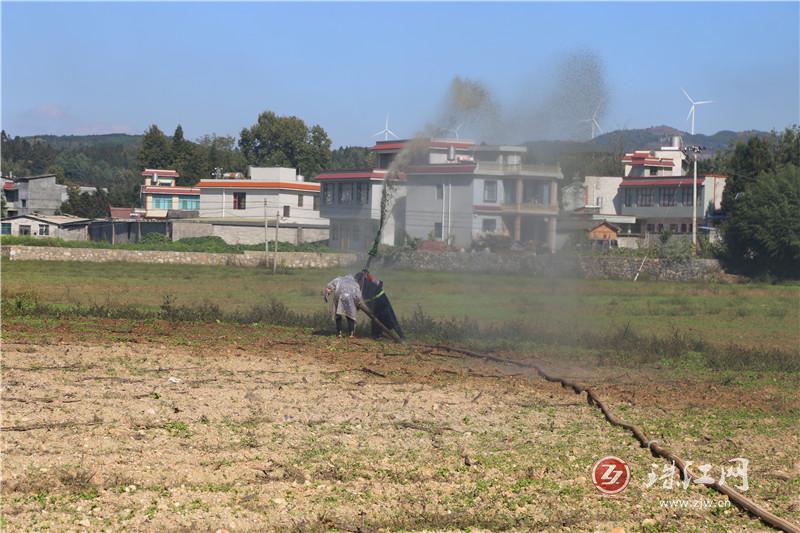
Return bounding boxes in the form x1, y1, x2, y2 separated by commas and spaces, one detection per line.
3, 260, 799, 353
2, 261, 799, 531
1, 318, 799, 532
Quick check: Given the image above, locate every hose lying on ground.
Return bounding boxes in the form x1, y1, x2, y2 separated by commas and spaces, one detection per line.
428, 344, 799, 533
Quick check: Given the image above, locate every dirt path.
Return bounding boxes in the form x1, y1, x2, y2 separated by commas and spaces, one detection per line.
1, 332, 793, 531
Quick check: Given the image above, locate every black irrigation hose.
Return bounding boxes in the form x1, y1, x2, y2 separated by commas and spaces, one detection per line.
428, 343, 800, 533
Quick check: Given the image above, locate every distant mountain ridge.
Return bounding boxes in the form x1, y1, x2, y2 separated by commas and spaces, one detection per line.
524, 126, 772, 161
23, 127, 771, 155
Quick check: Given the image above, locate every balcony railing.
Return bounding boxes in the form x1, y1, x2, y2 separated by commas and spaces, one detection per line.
498, 202, 558, 214
475, 162, 561, 176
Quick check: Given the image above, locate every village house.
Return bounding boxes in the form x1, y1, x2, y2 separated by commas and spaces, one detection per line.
170, 166, 328, 245
562, 136, 727, 247
316, 139, 563, 253
2, 174, 67, 217
401, 140, 562, 252
315, 166, 406, 252
140, 169, 200, 218
1, 213, 91, 240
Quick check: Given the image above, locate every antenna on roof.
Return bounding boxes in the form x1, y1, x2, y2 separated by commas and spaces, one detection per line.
373, 114, 399, 141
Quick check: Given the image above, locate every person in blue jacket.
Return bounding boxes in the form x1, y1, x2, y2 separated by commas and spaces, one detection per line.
354, 270, 404, 340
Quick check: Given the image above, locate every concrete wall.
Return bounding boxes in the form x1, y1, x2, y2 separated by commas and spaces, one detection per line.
2, 245, 357, 269
171, 220, 328, 245
404, 176, 472, 246
12, 177, 67, 216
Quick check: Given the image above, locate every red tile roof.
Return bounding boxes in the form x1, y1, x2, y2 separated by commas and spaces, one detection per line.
369, 139, 476, 151
142, 186, 200, 194
196, 181, 319, 191
109, 207, 135, 219
406, 163, 477, 174
620, 178, 703, 187
141, 169, 180, 177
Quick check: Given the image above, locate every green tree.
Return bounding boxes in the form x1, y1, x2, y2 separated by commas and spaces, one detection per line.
137, 125, 172, 170
60, 184, 111, 218
239, 111, 332, 177
171, 125, 196, 185
331, 146, 373, 169
721, 164, 800, 278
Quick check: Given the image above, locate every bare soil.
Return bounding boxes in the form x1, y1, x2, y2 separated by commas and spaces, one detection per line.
2, 322, 798, 532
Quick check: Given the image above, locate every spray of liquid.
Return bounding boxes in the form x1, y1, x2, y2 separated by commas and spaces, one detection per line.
367, 50, 609, 266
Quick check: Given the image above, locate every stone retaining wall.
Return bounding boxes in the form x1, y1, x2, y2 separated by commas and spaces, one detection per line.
379, 250, 725, 281
2, 246, 358, 269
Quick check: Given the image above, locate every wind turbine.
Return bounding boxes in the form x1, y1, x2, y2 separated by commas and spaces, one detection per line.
373, 114, 399, 141
682, 88, 713, 135
448, 122, 465, 140
580, 106, 603, 140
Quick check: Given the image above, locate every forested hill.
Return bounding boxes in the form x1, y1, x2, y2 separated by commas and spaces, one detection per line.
25, 133, 144, 150
1, 125, 773, 205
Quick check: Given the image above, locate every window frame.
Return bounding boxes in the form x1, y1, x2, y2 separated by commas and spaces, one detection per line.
1, 223, 11, 235
233, 192, 246, 210
483, 180, 498, 203
298, 194, 304, 208
482, 218, 497, 232
434, 222, 443, 239
38, 224, 49, 236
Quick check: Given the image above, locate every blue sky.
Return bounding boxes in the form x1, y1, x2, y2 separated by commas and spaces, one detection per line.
2, 2, 798, 147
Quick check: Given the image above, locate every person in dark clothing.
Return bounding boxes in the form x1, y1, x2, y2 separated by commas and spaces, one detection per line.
354, 270, 404, 340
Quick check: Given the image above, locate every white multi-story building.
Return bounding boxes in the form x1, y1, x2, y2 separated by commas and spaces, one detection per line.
172, 166, 328, 245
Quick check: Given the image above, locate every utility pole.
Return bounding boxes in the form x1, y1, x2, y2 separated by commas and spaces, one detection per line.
273, 210, 280, 274
264, 198, 269, 268
684, 145, 704, 254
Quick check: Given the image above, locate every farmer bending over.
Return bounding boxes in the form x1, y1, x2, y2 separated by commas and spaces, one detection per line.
323, 274, 362, 338
354, 270, 404, 340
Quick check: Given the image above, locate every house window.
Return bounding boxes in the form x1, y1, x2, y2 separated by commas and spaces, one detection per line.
657, 223, 664, 233
680, 223, 687, 233
660, 188, 676, 207
482, 218, 497, 232
434, 222, 443, 239
38, 224, 49, 236
681, 187, 693, 206
639, 188, 654, 206
436, 184, 444, 200
356, 183, 370, 205
483, 180, 497, 203
21, 199, 27, 208
19, 225, 31, 236
153, 195, 172, 209
313, 195, 320, 211
297, 194, 304, 207
178, 195, 199, 210
624, 188, 635, 207
649, 167, 658, 176
669, 224, 678, 233
283, 205, 291, 218
646, 224, 655, 233
1, 223, 11, 235
233, 192, 246, 210
338, 183, 352, 204
324, 184, 334, 205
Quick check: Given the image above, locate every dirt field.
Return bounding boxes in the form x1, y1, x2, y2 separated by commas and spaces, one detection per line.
2, 319, 798, 532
